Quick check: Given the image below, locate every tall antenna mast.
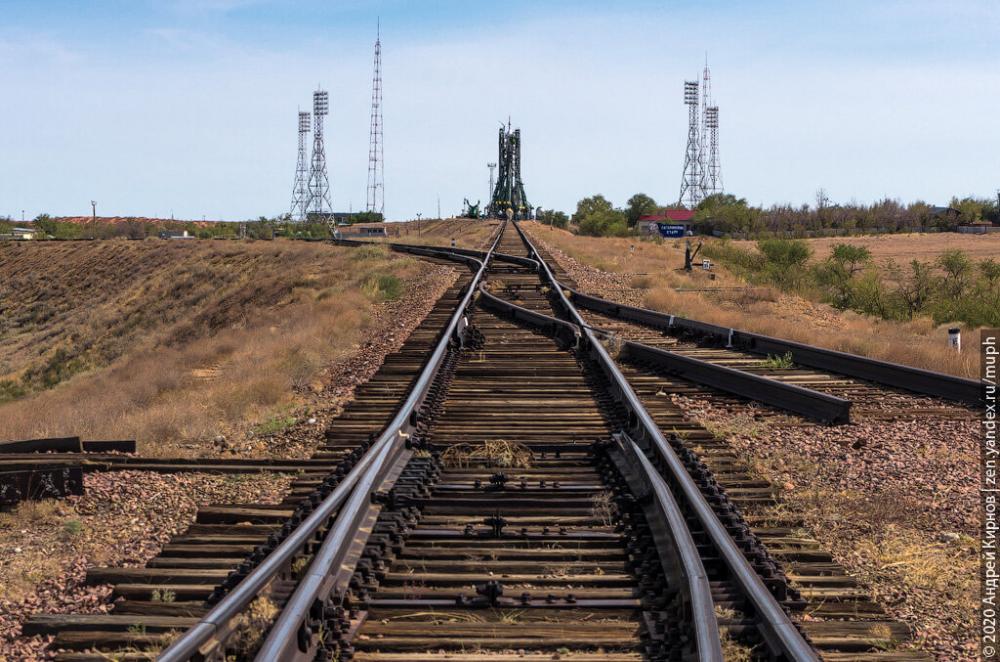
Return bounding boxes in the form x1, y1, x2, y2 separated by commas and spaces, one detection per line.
699, 55, 711, 195
308, 88, 333, 217
366, 21, 384, 217
290, 110, 311, 221
679, 80, 703, 207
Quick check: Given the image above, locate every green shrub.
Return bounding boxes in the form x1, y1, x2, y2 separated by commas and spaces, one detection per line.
0, 379, 27, 403
362, 274, 403, 301
62, 519, 83, 537
761, 352, 794, 369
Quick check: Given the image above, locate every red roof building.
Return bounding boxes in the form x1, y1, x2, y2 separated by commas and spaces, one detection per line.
637, 209, 695, 223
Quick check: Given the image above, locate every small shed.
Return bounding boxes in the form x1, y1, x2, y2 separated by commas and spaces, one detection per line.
11, 227, 39, 240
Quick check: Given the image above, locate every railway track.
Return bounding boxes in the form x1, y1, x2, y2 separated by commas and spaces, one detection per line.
526, 237, 978, 423
20, 221, 956, 660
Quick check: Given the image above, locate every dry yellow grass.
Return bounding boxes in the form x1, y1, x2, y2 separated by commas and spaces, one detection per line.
734, 232, 1000, 270
440, 439, 533, 468
0, 239, 434, 454
524, 223, 979, 378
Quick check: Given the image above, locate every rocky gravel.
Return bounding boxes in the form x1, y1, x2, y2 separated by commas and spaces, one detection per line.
677, 393, 978, 660
0, 471, 293, 661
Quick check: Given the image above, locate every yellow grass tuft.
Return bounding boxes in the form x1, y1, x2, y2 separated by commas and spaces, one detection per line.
440, 439, 533, 468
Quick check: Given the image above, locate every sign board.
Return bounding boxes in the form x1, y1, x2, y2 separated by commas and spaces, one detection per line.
656, 223, 687, 238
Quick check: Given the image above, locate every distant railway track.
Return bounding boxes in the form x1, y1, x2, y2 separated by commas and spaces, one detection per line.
18, 220, 964, 660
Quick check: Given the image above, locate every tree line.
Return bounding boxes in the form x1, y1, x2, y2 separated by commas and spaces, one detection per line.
534, 191, 999, 238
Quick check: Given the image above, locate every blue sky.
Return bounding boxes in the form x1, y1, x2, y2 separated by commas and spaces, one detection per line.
1, 0, 998, 221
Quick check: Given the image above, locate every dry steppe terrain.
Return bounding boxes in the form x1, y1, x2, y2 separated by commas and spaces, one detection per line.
526, 223, 980, 378
735, 231, 1000, 269
0, 238, 449, 455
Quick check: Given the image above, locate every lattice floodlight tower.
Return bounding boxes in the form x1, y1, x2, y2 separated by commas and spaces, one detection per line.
308, 89, 333, 218
289, 111, 312, 221
679, 81, 702, 208
366, 25, 384, 217
705, 106, 723, 195
489, 122, 531, 219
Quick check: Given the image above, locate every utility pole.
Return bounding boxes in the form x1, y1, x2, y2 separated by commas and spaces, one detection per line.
90, 200, 96, 221
416, 212, 422, 236
437, 196, 441, 220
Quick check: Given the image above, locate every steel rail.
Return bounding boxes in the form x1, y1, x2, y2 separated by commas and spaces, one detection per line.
564, 285, 981, 406
617, 431, 722, 661
354, 237, 850, 422
513, 221, 819, 662
480, 278, 848, 423
158, 226, 505, 662
475, 280, 722, 659
332, 237, 537, 269
477, 283, 581, 347
252, 227, 506, 661
621, 341, 851, 424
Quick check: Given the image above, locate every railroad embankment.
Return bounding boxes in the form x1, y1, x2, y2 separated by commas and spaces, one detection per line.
0, 239, 453, 457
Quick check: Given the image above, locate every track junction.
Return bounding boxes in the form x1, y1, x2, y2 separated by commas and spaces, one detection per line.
18, 220, 979, 661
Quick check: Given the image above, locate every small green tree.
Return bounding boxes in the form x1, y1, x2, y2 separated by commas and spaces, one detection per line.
624, 193, 658, 227
897, 260, 937, 318
757, 238, 812, 286
578, 209, 628, 237
572, 195, 628, 236
829, 243, 871, 275
537, 209, 569, 229
980, 258, 1000, 286
938, 249, 972, 295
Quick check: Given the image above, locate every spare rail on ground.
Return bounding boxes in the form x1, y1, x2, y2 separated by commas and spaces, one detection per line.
565, 286, 982, 406
513, 221, 819, 662
158, 226, 505, 662
621, 341, 851, 424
